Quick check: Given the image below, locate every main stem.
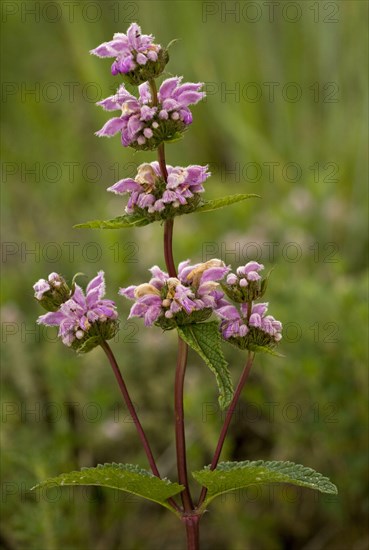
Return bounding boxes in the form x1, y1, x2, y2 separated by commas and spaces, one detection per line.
150, 76, 198, 546
184, 516, 200, 550
197, 352, 255, 508
164, 218, 176, 276
100, 340, 180, 513
160, 146, 194, 513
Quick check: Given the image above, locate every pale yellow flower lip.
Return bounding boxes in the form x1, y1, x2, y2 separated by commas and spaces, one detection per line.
186, 259, 225, 286
134, 283, 161, 299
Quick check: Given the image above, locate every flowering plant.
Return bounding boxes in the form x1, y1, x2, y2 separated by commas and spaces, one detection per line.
31, 23, 337, 549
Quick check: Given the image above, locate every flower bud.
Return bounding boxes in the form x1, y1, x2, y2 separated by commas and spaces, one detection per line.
121, 47, 169, 86
221, 262, 271, 302
33, 273, 70, 311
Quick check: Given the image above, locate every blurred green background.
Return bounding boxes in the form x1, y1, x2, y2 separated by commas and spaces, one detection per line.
1, 1, 368, 548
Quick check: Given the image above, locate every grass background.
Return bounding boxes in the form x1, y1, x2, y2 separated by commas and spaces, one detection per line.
1, 1, 368, 548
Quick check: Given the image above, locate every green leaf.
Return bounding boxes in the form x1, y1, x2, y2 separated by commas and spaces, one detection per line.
177, 322, 233, 409
74, 335, 102, 354
31, 463, 184, 514
247, 344, 284, 357
193, 460, 338, 510
196, 194, 260, 214
74, 194, 260, 229
74, 215, 150, 230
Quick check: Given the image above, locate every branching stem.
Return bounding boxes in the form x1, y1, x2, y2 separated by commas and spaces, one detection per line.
100, 340, 180, 513
197, 352, 255, 508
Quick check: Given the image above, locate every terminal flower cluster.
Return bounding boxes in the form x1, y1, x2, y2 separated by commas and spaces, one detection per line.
108, 162, 210, 220
90, 23, 168, 84
36, 272, 118, 352
120, 259, 229, 329
96, 77, 205, 150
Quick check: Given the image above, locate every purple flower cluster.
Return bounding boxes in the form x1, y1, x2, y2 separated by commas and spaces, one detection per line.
37, 272, 118, 352
222, 261, 268, 303
90, 23, 168, 84
120, 260, 229, 329
108, 162, 210, 219
216, 302, 282, 344
96, 77, 205, 150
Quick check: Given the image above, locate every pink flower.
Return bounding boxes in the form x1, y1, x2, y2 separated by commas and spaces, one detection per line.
119, 260, 229, 328
107, 162, 210, 218
215, 301, 282, 349
90, 23, 164, 81
95, 78, 205, 150
37, 272, 118, 350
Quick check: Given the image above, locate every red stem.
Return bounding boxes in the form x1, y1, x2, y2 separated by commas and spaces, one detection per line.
164, 218, 176, 277
175, 337, 194, 512
100, 340, 180, 513
158, 143, 169, 181
197, 352, 255, 508
184, 515, 200, 550
150, 77, 196, 530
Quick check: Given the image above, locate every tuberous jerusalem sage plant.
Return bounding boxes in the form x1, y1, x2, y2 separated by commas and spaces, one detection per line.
32, 22, 338, 550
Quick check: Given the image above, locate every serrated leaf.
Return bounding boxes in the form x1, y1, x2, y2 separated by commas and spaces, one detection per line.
177, 322, 233, 409
74, 215, 150, 230
31, 463, 184, 514
74, 194, 260, 229
196, 194, 260, 214
193, 460, 338, 510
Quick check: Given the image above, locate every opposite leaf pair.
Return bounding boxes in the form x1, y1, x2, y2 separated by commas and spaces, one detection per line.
32, 460, 338, 516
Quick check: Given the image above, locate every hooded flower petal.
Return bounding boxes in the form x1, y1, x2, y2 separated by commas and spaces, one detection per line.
86, 271, 105, 297
95, 117, 126, 137
107, 178, 142, 194
158, 77, 182, 99
200, 266, 230, 284
37, 310, 65, 326
216, 305, 241, 321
